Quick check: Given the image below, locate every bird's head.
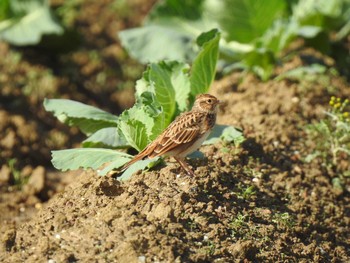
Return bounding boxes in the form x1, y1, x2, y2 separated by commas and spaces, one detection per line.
193, 94, 220, 113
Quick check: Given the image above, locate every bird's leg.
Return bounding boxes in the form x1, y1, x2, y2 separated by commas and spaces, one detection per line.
174, 157, 196, 176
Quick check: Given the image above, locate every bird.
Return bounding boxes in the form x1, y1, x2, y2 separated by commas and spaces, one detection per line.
120, 93, 220, 176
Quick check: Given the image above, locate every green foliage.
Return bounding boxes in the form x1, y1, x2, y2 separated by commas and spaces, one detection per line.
229, 213, 250, 239
117, 93, 160, 151
306, 97, 350, 187
51, 148, 131, 172
44, 29, 245, 179
190, 29, 220, 97
55, 0, 83, 27
8, 159, 28, 188
0, 0, 64, 45
275, 63, 327, 82
199, 239, 216, 256
43, 99, 119, 136
214, 0, 286, 43
82, 128, 128, 149
0, 0, 10, 21
119, 0, 350, 80
272, 212, 295, 229
235, 184, 256, 200
229, 211, 271, 241
204, 125, 245, 146
118, 25, 196, 64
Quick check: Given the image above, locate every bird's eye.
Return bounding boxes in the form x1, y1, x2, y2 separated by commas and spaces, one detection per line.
207, 99, 212, 103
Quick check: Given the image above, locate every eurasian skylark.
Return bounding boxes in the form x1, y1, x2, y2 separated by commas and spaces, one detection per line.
121, 94, 220, 176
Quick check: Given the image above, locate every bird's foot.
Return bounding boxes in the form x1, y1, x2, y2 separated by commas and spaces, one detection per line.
174, 157, 196, 176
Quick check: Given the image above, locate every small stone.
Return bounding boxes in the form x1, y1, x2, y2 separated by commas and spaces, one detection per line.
27, 166, 46, 194
1, 131, 16, 149
35, 203, 43, 209
21, 165, 33, 177
293, 165, 302, 174
0, 165, 11, 183
291, 96, 299, 103
252, 177, 260, 183
138, 255, 146, 263
147, 203, 173, 221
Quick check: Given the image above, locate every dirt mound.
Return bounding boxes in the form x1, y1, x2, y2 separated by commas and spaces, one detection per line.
2, 57, 350, 261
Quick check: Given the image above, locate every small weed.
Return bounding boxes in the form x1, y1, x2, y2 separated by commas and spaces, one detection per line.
229, 213, 250, 239
110, 0, 132, 19
198, 236, 216, 256
243, 157, 264, 179
23, 69, 56, 99
8, 159, 28, 189
235, 184, 256, 200
56, 0, 83, 27
229, 212, 272, 242
306, 97, 350, 188
205, 240, 216, 256
272, 212, 295, 229
230, 213, 248, 229
187, 218, 199, 232
220, 147, 230, 153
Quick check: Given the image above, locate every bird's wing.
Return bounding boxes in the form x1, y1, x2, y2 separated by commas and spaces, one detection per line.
120, 111, 204, 171
149, 111, 204, 157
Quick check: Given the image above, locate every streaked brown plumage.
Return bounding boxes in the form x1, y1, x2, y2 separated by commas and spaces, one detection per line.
121, 94, 220, 175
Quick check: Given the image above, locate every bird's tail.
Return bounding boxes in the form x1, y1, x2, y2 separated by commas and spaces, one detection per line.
120, 153, 145, 172
120, 140, 158, 172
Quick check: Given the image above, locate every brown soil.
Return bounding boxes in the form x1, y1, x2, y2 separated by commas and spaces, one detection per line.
1, 1, 350, 262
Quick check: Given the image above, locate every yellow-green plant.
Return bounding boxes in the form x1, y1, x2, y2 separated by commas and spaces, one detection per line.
306, 97, 350, 186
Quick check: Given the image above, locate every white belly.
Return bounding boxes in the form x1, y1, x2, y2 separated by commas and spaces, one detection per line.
177, 130, 211, 158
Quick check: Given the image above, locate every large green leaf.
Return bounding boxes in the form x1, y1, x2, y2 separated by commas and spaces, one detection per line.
148, 62, 177, 125
190, 29, 220, 96
135, 91, 167, 141
204, 124, 244, 146
0, 0, 63, 45
44, 99, 118, 136
51, 148, 131, 172
135, 62, 192, 138
118, 96, 158, 151
148, 0, 205, 21
172, 63, 191, 112
213, 0, 286, 43
242, 48, 275, 82
119, 25, 196, 64
275, 63, 327, 81
118, 0, 218, 64
292, 0, 343, 29
119, 118, 150, 152
259, 19, 298, 55
148, 61, 192, 120
82, 128, 129, 148
116, 55, 206, 154
0, 0, 10, 21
